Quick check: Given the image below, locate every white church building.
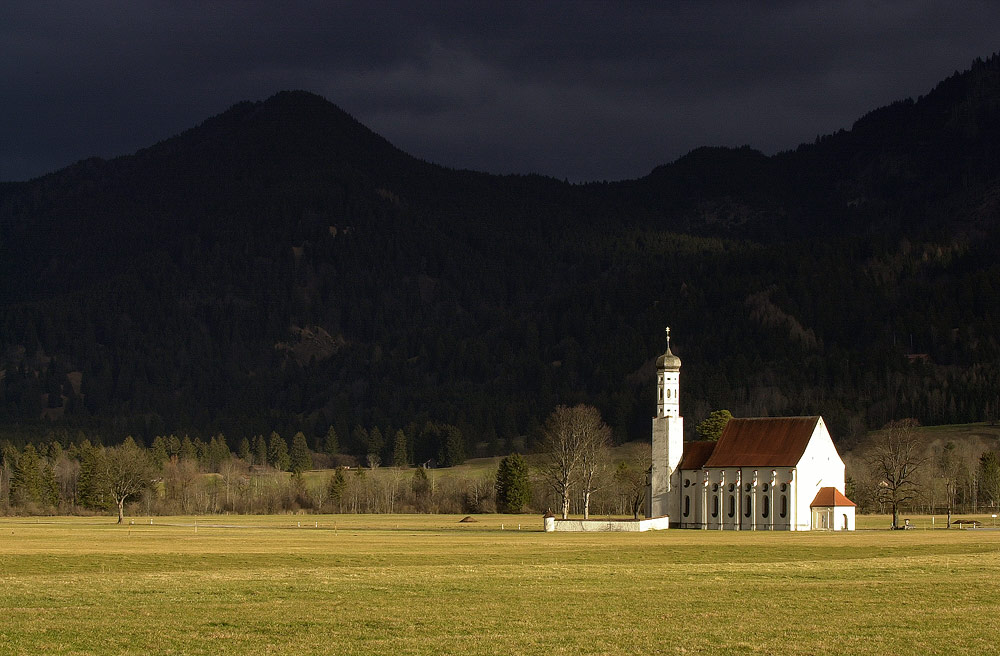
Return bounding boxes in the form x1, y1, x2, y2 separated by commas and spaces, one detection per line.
650, 329, 855, 531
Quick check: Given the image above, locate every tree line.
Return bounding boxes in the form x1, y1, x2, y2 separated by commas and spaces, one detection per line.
0, 405, 653, 521
846, 418, 1000, 526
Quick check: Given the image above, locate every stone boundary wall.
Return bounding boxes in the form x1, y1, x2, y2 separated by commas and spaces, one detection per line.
543, 516, 670, 532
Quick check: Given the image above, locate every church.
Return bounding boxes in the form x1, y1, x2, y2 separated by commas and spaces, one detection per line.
649, 329, 855, 531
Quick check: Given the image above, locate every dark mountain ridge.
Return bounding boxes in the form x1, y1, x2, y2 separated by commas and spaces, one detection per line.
2, 55, 1000, 457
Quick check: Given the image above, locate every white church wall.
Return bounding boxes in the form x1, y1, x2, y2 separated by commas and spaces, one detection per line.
651, 416, 680, 518
755, 467, 794, 530
840, 507, 855, 531
718, 469, 739, 529
678, 473, 697, 528
707, 479, 724, 529
811, 505, 855, 531
794, 419, 846, 531
680, 466, 798, 530
774, 469, 795, 530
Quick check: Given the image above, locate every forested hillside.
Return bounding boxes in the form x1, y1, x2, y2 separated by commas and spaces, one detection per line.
2, 54, 1000, 460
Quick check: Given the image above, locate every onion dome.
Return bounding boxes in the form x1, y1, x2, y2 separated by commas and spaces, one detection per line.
656, 327, 681, 370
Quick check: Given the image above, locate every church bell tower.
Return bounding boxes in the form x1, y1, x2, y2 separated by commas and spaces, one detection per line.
650, 327, 683, 519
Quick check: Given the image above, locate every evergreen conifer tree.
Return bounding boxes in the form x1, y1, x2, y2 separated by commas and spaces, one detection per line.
268, 431, 290, 471
412, 466, 431, 507
76, 441, 104, 510
10, 444, 43, 506
696, 410, 732, 441
238, 437, 251, 463
979, 450, 1000, 507
290, 431, 312, 474
323, 426, 339, 456
206, 434, 231, 472
438, 424, 465, 467
392, 429, 408, 468
253, 434, 267, 467
41, 460, 59, 507
352, 425, 368, 457
150, 436, 169, 467
495, 453, 531, 513
180, 436, 197, 462
367, 426, 383, 460
166, 435, 182, 459
328, 468, 346, 512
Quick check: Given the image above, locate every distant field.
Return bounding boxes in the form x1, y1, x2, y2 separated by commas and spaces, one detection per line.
312, 422, 1000, 482
2, 515, 1000, 655
907, 421, 1000, 451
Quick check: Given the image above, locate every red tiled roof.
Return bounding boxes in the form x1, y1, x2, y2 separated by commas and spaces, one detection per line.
810, 487, 856, 508
678, 440, 717, 470
702, 416, 820, 468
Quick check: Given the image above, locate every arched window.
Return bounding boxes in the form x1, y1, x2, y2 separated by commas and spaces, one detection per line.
666, 389, 672, 399
683, 496, 690, 517
780, 495, 788, 518
712, 495, 719, 518
683, 479, 690, 488
744, 495, 751, 517
762, 496, 770, 518
728, 495, 735, 518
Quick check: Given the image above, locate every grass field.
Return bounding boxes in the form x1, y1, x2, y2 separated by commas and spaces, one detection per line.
2, 514, 1000, 655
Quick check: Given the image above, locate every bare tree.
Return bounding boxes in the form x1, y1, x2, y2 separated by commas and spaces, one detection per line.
615, 448, 652, 519
866, 419, 927, 529
540, 405, 609, 519
844, 452, 879, 513
579, 417, 611, 519
937, 441, 961, 526
99, 438, 154, 524
53, 453, 80, 509
219, 457, 248, 510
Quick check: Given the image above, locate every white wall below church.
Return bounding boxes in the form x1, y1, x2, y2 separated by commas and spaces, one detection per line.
543, 516, 670, 532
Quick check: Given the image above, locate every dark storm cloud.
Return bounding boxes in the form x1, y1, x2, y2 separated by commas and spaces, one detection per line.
1, 1, 999, 182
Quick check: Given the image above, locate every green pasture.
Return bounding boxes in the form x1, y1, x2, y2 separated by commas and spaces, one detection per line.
2, 514, 1000, 655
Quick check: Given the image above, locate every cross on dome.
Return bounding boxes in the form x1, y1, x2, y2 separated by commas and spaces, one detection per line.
656, 326, 681, 370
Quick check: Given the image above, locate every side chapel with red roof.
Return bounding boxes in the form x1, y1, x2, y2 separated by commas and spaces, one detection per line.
649, 329, 856, 530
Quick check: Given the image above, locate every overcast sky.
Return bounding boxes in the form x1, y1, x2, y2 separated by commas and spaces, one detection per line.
2, 1, 998, 183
